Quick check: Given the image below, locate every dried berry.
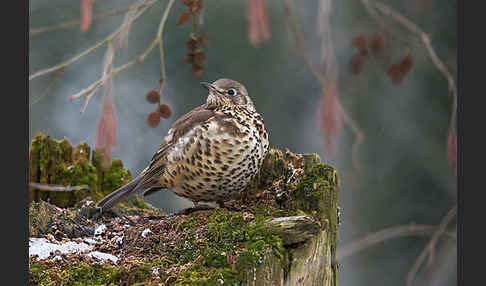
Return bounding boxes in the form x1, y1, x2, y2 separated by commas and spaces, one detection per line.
370, 34, 385, 56
147, 111, 161, 127
194, 51, 207, 66
191, 64, 204, 77
184, 53, 195, 64
186, 38, 198, 52
351, 35, 370, 51
158, 104, 173, 118
146, 90, 161, 104
349, 53, 367, 75
196, 35, 209, 47
178, 12, 191, 26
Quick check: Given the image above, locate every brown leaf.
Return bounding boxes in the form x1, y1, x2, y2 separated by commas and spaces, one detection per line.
80, 0, 94, 32
387, 53, 413, 84
178, 12, 191, 26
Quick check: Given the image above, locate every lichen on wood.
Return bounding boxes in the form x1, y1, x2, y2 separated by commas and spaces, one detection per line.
28, 135, 339, 286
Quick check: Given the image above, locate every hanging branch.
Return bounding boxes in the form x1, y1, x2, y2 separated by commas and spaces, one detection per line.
68, 0, 176, 113
29, 3, 155, 37
337, 222, 456, 261
406, 205, 457, 286
29, 68, 65, 108
360, 0, 458, 169
29, 0, 159, 81
282, 0, 364, 171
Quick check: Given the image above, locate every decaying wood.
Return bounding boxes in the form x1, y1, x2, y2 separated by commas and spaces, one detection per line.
29, 135, 339, 286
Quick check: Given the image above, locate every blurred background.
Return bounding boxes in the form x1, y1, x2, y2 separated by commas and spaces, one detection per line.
29, 0, 457, 285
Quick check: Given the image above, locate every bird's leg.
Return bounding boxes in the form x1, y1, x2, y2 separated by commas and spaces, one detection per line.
176, 201, 215, 215
217, 201, 226, 208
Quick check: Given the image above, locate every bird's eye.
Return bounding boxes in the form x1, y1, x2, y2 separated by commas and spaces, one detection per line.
227, 88, 237, 96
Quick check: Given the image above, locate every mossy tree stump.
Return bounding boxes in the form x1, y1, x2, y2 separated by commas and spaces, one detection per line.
29, 133, 133, 208
28, 135, 339, 286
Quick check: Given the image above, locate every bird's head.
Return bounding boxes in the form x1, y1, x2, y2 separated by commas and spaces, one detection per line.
201, 78, 255, 111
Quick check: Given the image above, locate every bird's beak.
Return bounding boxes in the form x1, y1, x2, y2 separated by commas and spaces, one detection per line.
200, 82, 218, 93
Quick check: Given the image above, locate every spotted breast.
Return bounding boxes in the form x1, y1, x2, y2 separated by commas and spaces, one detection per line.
96, 78, 269, 210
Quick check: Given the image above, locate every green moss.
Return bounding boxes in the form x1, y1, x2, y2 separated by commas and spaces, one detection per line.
206, 210, 285, 282
29, 133, 138, 208
102, 158, 132, 192
135, 209, 285, 285
47, 163, 99, 207
29, 146, 339, 285
293, 162, 339, 285
29, 261, 155, 286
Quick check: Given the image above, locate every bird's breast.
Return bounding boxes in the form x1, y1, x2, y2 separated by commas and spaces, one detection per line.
162, 111, 268, 202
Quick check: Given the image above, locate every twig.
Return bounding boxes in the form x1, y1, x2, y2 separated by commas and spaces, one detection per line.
406, 205, 457, 286
29, 68, 65, 108
69, 0, 176, 113
337, 223, 456, 261
360, 0, 457, 135
282, 0, 325, 87
29, 183, 90, 192
29, 0, 158, 81
338, 101, 365, 171
29, 1, 156, 37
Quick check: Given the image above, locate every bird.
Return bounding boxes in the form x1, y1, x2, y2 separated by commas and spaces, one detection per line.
96, 78, 269, 211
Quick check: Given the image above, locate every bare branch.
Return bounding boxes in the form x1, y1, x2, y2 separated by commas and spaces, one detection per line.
338, 101, 365, 171
360, 0, 457, 133
282, 0, 364, 170
337, 223, 456, 262
68, 0, 176, 113
29, 68, 65, 108
29, 183, 90, 192
406, 205, 457, 286
30, 1, 158, 37
29, 0, 158, 81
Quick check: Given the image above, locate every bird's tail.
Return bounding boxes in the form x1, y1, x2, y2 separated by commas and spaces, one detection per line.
96, 176, 143, 211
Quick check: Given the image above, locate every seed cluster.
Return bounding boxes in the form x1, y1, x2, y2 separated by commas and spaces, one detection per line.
145, 89, 172, 128
178, 0, 209, 77
349, 33, 414, 85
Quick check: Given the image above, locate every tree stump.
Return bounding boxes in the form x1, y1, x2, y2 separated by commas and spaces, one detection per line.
29, 135, 339, 286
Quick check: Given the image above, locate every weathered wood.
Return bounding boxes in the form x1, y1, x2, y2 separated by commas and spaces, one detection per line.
265, 216, 321, 245
28, 136, 339, 286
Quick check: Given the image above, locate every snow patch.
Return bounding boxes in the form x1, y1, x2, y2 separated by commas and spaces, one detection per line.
29, 238, 93, 260
141, 228, 152, 238
94, 224, 107, 236
87, 251, 119, 264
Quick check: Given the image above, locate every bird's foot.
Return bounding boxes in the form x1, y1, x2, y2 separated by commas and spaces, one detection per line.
176, 204, 215, 215
217, 200, 242, 212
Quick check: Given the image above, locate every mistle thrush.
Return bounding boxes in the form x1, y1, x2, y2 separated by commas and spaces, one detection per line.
96, 78, 269, 211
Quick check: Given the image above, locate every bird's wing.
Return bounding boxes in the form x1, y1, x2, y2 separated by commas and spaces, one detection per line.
133, 104, 218, 194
